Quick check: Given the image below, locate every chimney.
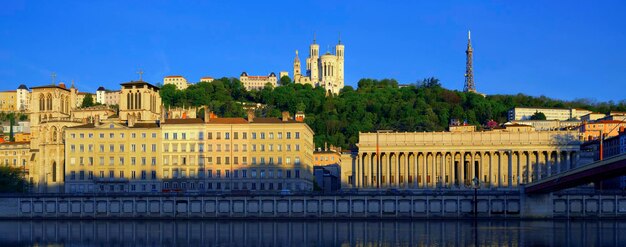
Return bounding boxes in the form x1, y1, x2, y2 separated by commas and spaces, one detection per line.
282, 111, 290, 122
204, 107, 211, 123
247, 110, 255, 122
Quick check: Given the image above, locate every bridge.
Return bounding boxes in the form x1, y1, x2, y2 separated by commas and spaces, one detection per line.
525, 153, 626, 194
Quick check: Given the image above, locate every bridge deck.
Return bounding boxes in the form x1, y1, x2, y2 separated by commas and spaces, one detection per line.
525, 154, 626, 194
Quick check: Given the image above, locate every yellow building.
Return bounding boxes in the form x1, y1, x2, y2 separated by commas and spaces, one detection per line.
0, 90, 16, 112
313, 145, 342, 166
353, 127, 581, 189
163, 75, 190, 90
239, 72, 277, 91
118, 81, 162, 121
63, 119, 162, 193
159, 110, 314, 192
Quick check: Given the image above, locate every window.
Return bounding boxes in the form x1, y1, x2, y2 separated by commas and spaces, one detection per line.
295, 144, 300, 151
119, 157, 124, 165
252, 133, 257, 139
70, 171, 76, 180
141, 171, 146, 180
131, 133, 136, 138
295, 170, 300, 178
198, 131, 204, 140
287, 132, 291, 139
141, 144, 146, 152
142, 133, 146, 138
119, 171, 125, 178
173, 133, 177, 140
131, 157, 136, 165
109, 157, 114, 165
182, 133, 186, 140
151, 157, 156, 166
242, 132, 247, 139
70, 145, 76, 152
152, 144, 157, 152
208, 132, 212, 139
152, 133, 157, 138
99, 133, 104, 138
110, 133, 114, 138
131, 144, 136, 152
164, 133, 169, 140
110, 144, 114, 152
295, 132, 300, 139
242, 144, 247, 152
119, 144, 125, 152
260, 132, 265, 139
234, 132, 238, 139
269, 132, 274, 139
278, 132, 282, 139
225, 132, 230, 139
151, 171, 157, 180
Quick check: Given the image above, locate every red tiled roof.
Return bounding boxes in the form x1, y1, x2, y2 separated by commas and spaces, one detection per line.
165, 75, 184, 78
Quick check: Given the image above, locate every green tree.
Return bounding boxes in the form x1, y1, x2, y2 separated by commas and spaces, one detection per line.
530, 111, 547, 120
81, 94, 95, 108
280, 76, 292, 86
0, 166, 29, 193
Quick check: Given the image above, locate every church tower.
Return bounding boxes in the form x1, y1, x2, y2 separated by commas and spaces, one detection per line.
463, 31, 476, 93
335, 36, 345, 90
293, 50, 301, 77
307, 35, 320, 84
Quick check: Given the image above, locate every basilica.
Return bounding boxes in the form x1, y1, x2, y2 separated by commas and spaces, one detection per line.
292, 37, 344, 95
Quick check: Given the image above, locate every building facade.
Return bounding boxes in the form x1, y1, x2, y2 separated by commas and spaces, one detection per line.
0, 91, 16, 112
580, 120, 626, 141
508, 107, 591, 121
16, 84, 30, 111
104, 90, 120, 106
351, 128, 581, 189
159, 110, 314, 192
292, 37, 344, 95
239, 72, 277, 91
63, 120, 162, 193
163, 75, 190, 90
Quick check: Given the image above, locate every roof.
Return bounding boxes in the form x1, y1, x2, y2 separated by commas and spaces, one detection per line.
208, 118, 249, 124
30, 85, 70, 92
250, 117, 300, 124
0, 141, 30, 146
17, 84, 28, 90
201, 76, 214, 79
68, 122, 159, 129
97, 86, 106, 91
591, 120, 626, 124
120, 80, 160, 90
162, 118, 204, 125
165, 75, 184, 78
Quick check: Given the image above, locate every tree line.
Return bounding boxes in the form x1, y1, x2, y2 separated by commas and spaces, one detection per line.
159, 77, 626, 149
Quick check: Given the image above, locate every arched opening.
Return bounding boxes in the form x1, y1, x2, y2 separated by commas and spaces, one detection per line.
39, 94, 45, 111
51, 161, 57, 183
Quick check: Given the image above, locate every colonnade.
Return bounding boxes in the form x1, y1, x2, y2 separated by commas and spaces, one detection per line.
353, 150, 580, 189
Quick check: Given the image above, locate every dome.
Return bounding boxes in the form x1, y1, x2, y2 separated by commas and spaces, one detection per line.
17, 84, 28, 90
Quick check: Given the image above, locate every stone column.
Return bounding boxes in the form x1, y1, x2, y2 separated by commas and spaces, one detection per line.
556, 152, 562, 174
507, 151, 512, 188
546, 152, 552, 177
526, 152, 532, 183
440, 153, 445, 188
460, 153, 465, 188
564, 151, 570, 172
413, 153, 418, 188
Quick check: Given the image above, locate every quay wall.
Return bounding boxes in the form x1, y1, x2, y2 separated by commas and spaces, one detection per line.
1, 192, 626, 219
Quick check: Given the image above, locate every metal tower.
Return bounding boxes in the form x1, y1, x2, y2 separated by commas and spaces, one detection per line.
464, 31, 476, 93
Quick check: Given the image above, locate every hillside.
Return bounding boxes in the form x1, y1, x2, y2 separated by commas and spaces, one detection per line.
160, 77, 626, 149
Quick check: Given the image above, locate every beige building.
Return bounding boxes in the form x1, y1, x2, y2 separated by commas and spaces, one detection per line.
70, 105, 117, 121
159, 110, 314, 192
64, 120, 162, 193
239, 72, 277, 91
0, 91, 16, 112
293, 37, 344, 95
163, 75, 190, 90
510, 120, 581, 131
352, 126, 581, 189
508, 107, 591, 121
118, 81, 162, 121
16, 84, 30, 112
104, 90, 120, 106
200, 77, 214, 83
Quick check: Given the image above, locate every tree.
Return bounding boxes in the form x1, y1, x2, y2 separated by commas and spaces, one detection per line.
280, 76, 292, 86
0, 166, 29, 193
530, 111, 547, 120
8, 113, 15, 142
81, 94, 95, 108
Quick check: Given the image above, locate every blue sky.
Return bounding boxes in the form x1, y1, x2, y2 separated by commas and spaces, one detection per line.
1, 1, 625, 102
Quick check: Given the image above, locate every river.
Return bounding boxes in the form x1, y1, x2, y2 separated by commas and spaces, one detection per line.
1, 220, 625, 246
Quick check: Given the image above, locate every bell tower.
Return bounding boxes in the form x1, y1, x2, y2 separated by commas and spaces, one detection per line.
308, 34, 320, 83
293, 50, 301, 77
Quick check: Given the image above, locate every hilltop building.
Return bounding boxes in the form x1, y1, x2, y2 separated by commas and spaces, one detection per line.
239, 72, 277, 91
292, 36, 344, 95
508, 107, 592, 121
163, 75, 190, 90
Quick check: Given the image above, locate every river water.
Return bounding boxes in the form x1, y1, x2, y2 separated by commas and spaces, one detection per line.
1, 220, 625, 246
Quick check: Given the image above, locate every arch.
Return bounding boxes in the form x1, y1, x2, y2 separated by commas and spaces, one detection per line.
46, 93, 52, 111
127, 92, 131, 109
51, 161, 57, 183
39, 93, 45, 111
51, 126, 58, 143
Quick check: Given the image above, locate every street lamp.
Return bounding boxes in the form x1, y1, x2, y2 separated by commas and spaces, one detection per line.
472, 177, 480, 217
